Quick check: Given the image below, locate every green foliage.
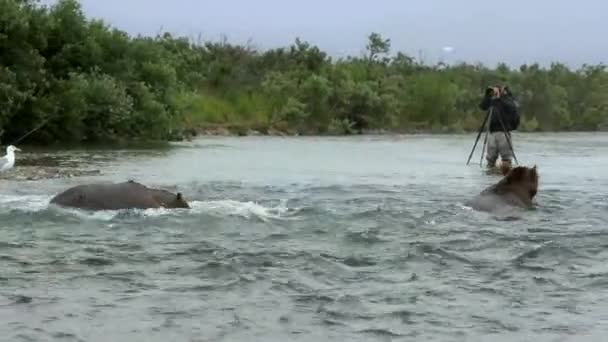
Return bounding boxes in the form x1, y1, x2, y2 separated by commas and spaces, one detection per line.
521, 117, 540, 132
327, 118, 356, 135
276, 97, 308, 130
1, 0, 608, 144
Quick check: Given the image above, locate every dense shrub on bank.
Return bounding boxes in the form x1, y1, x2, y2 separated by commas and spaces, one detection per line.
1, 0, 607, 144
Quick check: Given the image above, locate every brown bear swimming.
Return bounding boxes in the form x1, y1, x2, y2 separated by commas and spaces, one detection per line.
49, 180, 190, 211
467, 165, 539, 212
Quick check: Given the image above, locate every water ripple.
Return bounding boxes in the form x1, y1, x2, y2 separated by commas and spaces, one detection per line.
2, 135, 608, 341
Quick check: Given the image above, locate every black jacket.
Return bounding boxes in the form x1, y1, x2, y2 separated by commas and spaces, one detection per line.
479, 91, 520, 133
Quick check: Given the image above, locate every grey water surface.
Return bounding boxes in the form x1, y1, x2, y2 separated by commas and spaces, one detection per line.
1, 133, 608, 342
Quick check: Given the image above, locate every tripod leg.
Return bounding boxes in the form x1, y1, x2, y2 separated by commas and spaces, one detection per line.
466, 108, 491, 165
480, 129, 488, 167
480, 109, 492, 167
505, 132, 518, 165
496, 112, 519, 165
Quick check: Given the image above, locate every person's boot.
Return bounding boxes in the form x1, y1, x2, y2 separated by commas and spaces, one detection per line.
486, 158, 498, 172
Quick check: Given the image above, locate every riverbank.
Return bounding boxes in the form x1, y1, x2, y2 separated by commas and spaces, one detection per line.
0, 152, 102, 181
0, 150, 105, 182
172, 122, 589, 140
176, 123, 473, 140
0, 166, 101, 182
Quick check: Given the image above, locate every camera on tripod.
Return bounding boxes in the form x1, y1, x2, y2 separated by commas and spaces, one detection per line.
486, 84, 511, 95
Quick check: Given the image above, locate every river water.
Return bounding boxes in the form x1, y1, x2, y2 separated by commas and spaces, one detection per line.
1, 133, 608, 342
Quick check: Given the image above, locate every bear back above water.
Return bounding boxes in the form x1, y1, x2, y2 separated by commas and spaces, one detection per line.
467, 165, 539, 212
49, 180, 190, 211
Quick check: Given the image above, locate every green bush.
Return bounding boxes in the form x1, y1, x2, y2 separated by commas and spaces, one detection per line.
1, 0, 608, 144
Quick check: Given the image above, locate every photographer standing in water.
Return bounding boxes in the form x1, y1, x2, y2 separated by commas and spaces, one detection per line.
479, 85, 520, 170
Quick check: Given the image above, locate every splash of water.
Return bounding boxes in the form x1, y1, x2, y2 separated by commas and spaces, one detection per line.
0, 194, 296, 222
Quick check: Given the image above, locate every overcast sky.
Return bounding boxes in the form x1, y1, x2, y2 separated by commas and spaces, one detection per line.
43, 0, 607, 68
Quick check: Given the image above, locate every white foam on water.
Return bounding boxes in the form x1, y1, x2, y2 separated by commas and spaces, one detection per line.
0, 194, 53, 212
51, 206, 128, 221
0, 194, 296, 222
190, 199, 294, 222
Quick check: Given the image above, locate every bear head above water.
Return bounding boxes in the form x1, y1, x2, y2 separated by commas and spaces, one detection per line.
468, 165, 539, 212
496, 165, 539, 201
148, 188, 190, 209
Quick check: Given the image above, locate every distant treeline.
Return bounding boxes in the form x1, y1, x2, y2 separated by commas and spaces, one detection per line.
1, 0, 607, 144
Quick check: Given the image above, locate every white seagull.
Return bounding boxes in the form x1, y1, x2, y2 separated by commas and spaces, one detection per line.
0, 145, 22, 172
